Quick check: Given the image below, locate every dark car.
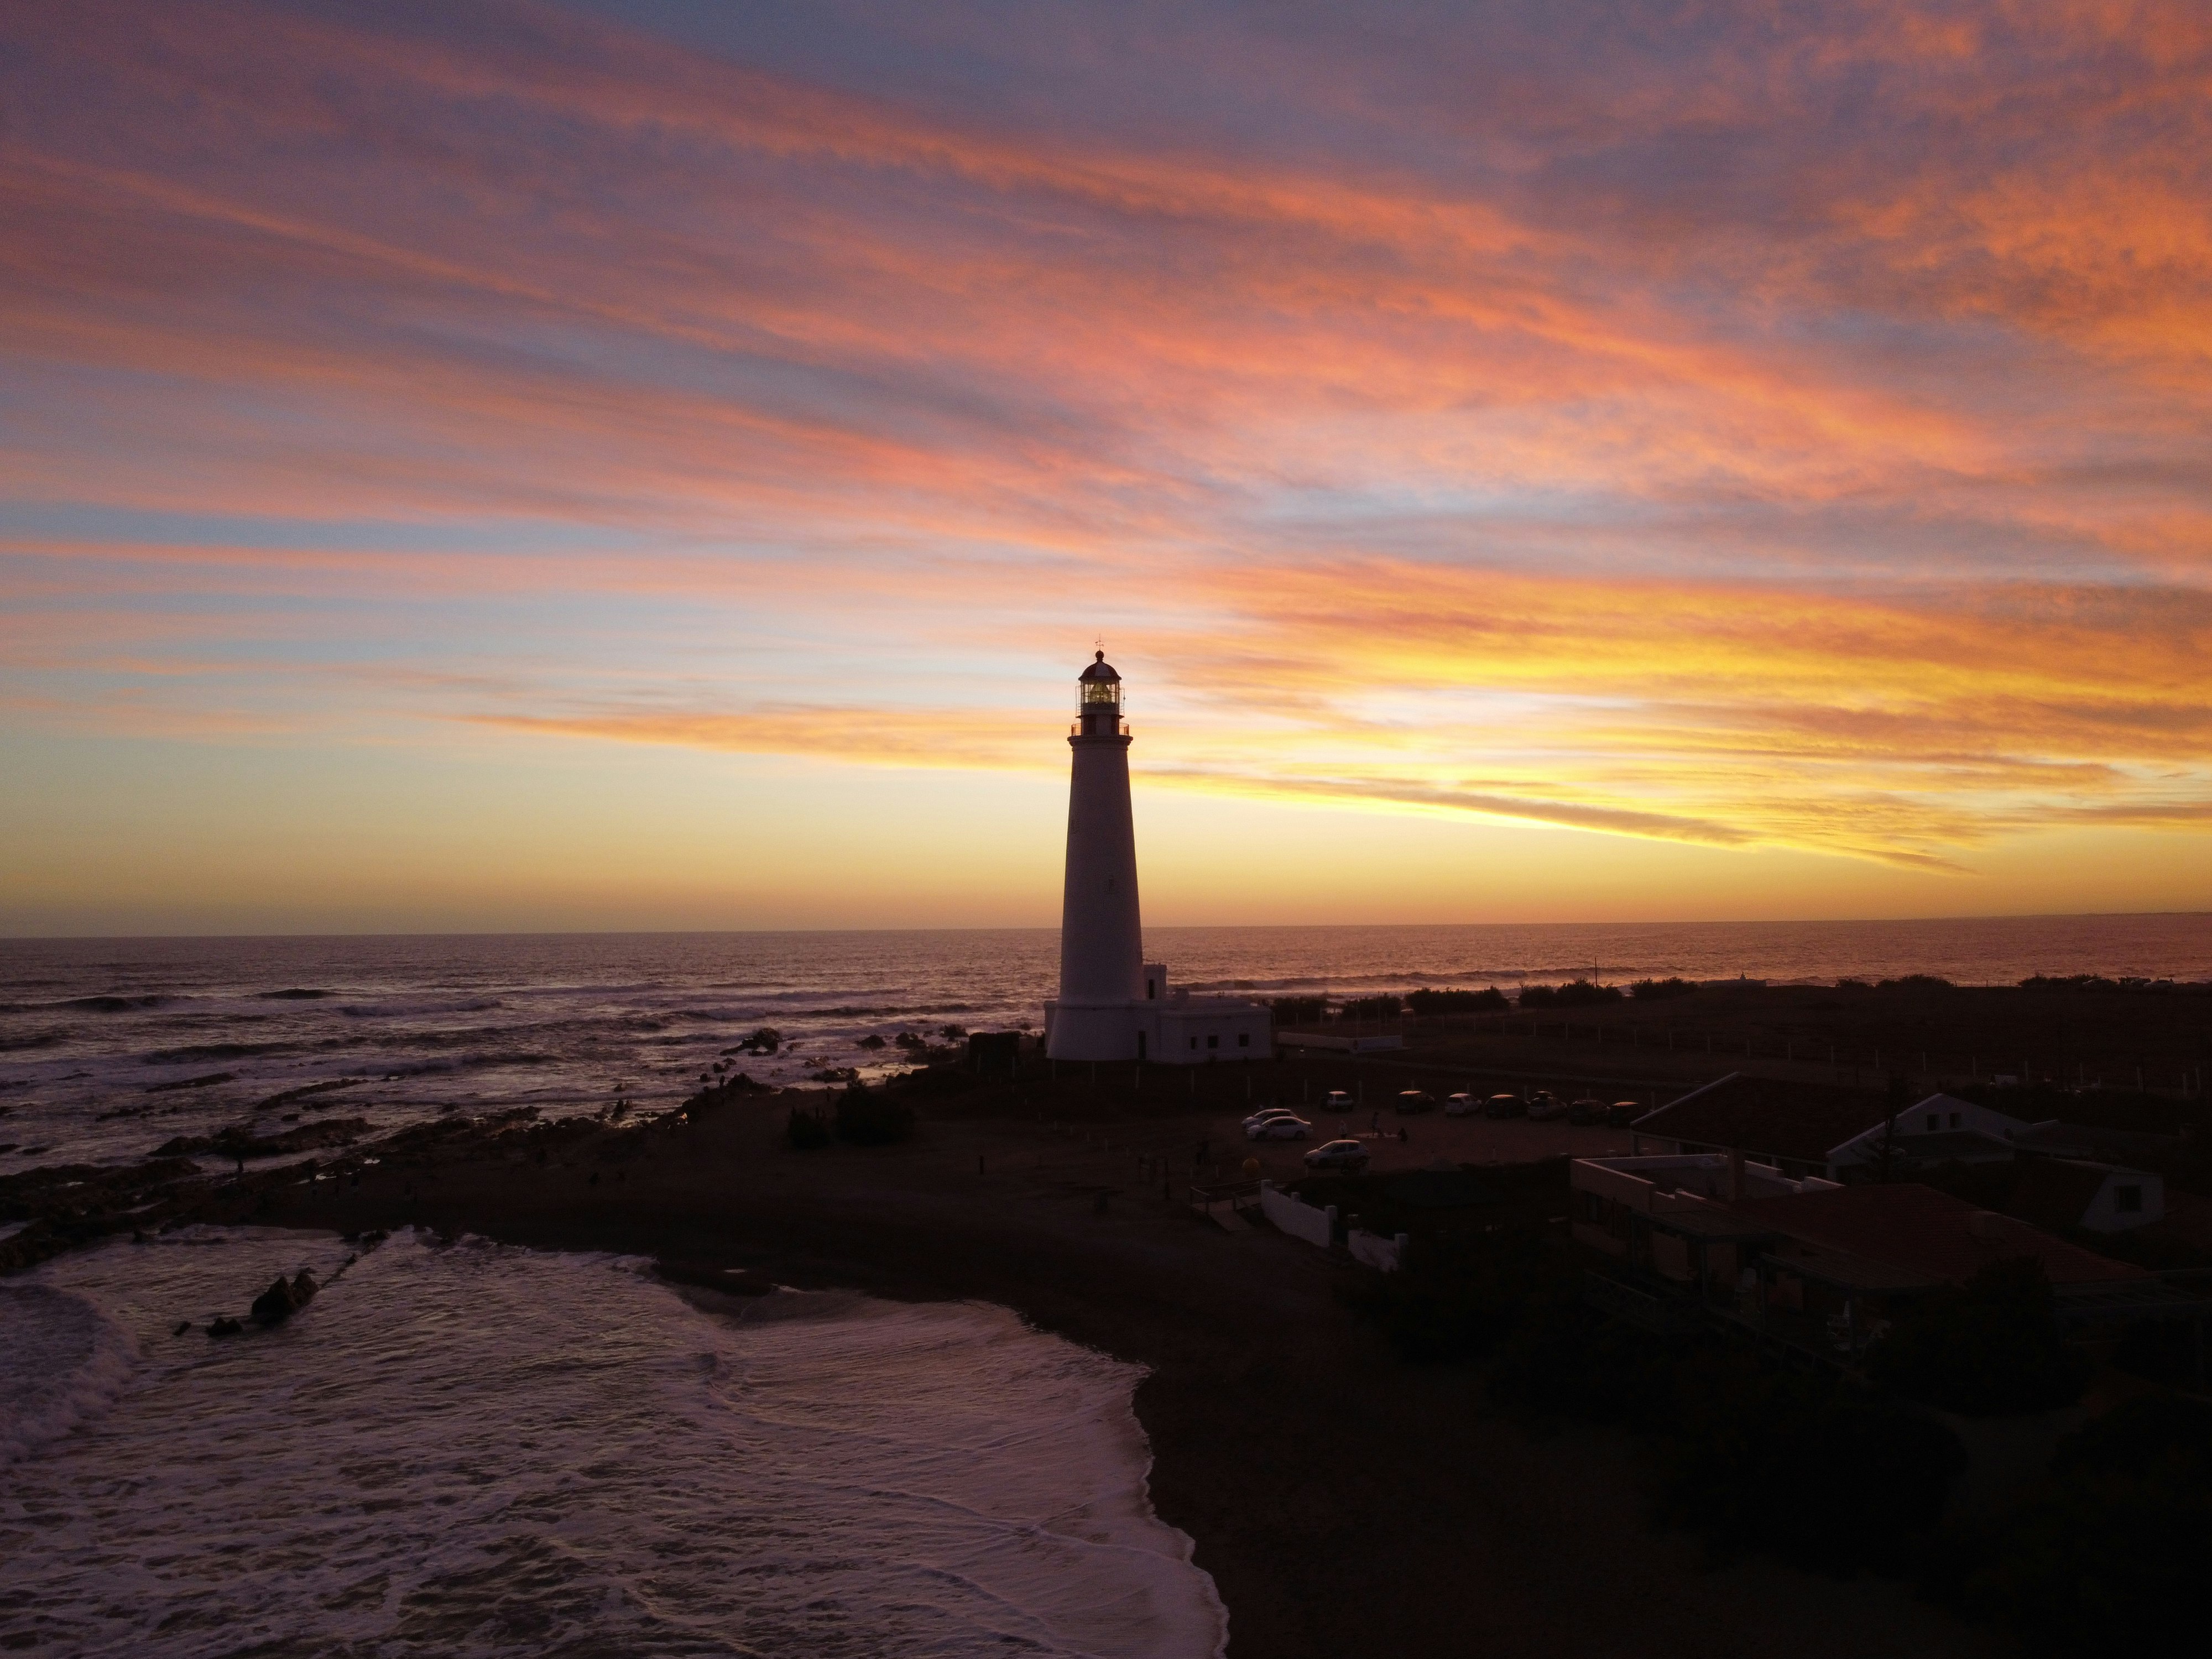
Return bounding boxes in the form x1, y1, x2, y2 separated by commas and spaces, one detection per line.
1567, 1097, 1608, 1125
1605, 1100, 1644, 1127
1482, 1092, 1525, 1119
1394, 1089, 1438, 1114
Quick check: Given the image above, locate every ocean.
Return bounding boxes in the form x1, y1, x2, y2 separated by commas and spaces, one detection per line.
2, 917, 2208, 1172
0, 1228, 1227, 1657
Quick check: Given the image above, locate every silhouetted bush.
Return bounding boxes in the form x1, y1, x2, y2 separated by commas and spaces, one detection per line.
832, 1079, 915, 1146
1519, 979, 1622, 1009
1270, 995, 1328, 1024
1487, 1298, 1681, 1431
1931, 1396, 2212, 1652
1655, 1348, 1965, 1573
1868, 1258, 2091, 1415
785, 1106, 832, 1150
1348, 1228, 1569, 1363
1876, 974, 1955, 992
1406, 987, 1509, 1014
1630, 977, 1696, 1001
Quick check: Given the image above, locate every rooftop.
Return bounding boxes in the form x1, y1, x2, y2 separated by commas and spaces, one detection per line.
1634, 1073, 1888, 1164
1730, 1182, 2147, 1287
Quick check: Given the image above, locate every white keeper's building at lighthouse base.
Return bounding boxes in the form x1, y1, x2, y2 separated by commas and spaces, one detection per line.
1042, 652, 1272, 1065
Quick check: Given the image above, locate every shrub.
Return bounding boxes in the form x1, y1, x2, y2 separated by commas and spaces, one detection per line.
1630, 977, 1696, 1001
1876, 974, 1955, 992
1868, 1258, 2091, 1415
1655, 1348, 1965, 1573
785, 1106, 832, 1150
1406, 987, 1509, 1015
1520, 979, 1621, 1008
832, 1079, 915, 1146
1940, 1396, 2212, 1652
1350, 1228, 1569, 1363
1270, 995, 1328, 1024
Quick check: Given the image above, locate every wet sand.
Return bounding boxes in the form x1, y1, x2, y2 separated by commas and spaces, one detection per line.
273, 1096, 1994, 1659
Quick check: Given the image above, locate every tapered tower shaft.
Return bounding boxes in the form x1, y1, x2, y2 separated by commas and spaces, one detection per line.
1048, 652, 1144, 1058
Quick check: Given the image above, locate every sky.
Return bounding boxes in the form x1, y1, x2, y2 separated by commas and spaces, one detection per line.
3, 0, 2209, 935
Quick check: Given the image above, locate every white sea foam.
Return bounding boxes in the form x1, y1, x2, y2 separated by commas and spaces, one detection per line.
0, 1282, 138, 1466
0, 1229, 1227, 1658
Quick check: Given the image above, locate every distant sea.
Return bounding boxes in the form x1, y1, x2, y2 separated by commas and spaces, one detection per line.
3, 915, 2207, 1171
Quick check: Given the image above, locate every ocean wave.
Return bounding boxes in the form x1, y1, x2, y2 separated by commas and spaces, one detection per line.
0, 1234, 1225, 1658
57, 995, 178, 1013
141, 1042, 294, 1065
0, 1282, 138, 1466
339, 997, 504, 1020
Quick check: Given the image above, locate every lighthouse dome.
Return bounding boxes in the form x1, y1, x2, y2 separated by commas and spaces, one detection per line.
1078, 651, 1120, 683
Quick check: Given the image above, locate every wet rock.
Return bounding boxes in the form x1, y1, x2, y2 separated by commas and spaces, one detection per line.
207, 1316, 243, 1338
172, 1319, 192, 1336
249, 1269, 317, 1327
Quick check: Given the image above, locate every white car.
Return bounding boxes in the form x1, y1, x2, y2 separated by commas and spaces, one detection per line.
1444, 1092, 1477, 1117
1303, 1139, 1370, 1171
1248, 1114, 1312, 1140
1324, 1089, 1354, 1110
1242, 1107, 1299, 1132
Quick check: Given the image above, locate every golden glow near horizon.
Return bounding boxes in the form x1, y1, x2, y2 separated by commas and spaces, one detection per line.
3, 1, 2210, 932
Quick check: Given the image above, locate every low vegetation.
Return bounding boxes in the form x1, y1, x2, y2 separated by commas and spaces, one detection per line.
1867, 1259, 2092, 1415
1517, 979, 1622, 1008
1629, 976, 1695, 1000
1926, 1396, 2212, 1651
1405, 987, 1509, 1014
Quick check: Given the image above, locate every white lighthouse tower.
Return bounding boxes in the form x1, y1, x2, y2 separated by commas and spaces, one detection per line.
1047, 651, 1146, 1060
1043, 651, 1271, 1065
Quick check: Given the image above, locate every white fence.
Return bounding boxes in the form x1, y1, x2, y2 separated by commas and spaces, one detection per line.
1349, 1229, 1407, 1273
1260, 1181, 1336, 1249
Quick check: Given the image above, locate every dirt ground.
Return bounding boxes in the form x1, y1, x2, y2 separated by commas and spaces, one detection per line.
281, 1093, 1999, 1659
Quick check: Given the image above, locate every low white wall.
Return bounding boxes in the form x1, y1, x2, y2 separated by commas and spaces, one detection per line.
1260, 1181, 1335, 1249
1348, 1229, 1406, 1272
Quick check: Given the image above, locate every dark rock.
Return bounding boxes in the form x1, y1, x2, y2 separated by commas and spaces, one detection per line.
249, 1270, 317, 1327
172, 1319, 192, 1336
207, 1316, 243, 1338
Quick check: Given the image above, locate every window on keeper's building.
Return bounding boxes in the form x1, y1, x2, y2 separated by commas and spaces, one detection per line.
1926, 1114, 1940, 1131
1207, 1035, 1218, 1048
1189, 1037, 1198, 1050
1237, 1034, 1249, 1047
1950, 1113, 1962, 1128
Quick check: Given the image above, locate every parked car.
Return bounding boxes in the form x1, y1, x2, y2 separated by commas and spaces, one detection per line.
1444, 1092, 1478, 1117
1324, 1089, 1354, 1110
1482, 1092, 1525, 1119
1394, 1089, 1437, 1114
1242, 1107, 1300, 1131
1567, 1097, 1609, 1125
1248, 1114, 1312, 1140
1526, 1091, 1567, 1121
1304, 1139, 1370, 1171
1606, 1100, 1644, 1126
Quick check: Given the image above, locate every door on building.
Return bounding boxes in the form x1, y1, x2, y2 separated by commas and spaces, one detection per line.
1136, 1032, 1147, 1061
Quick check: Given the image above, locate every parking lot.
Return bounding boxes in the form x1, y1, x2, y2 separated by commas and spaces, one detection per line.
1211, 1097, 1642, 1186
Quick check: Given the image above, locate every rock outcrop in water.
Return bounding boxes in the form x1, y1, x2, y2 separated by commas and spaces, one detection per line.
249, 1269, 319, 1327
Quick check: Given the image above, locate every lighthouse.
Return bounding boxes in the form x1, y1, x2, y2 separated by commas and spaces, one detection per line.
1043, 652, 1271, 1065
1047, 651, 1145, 1060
